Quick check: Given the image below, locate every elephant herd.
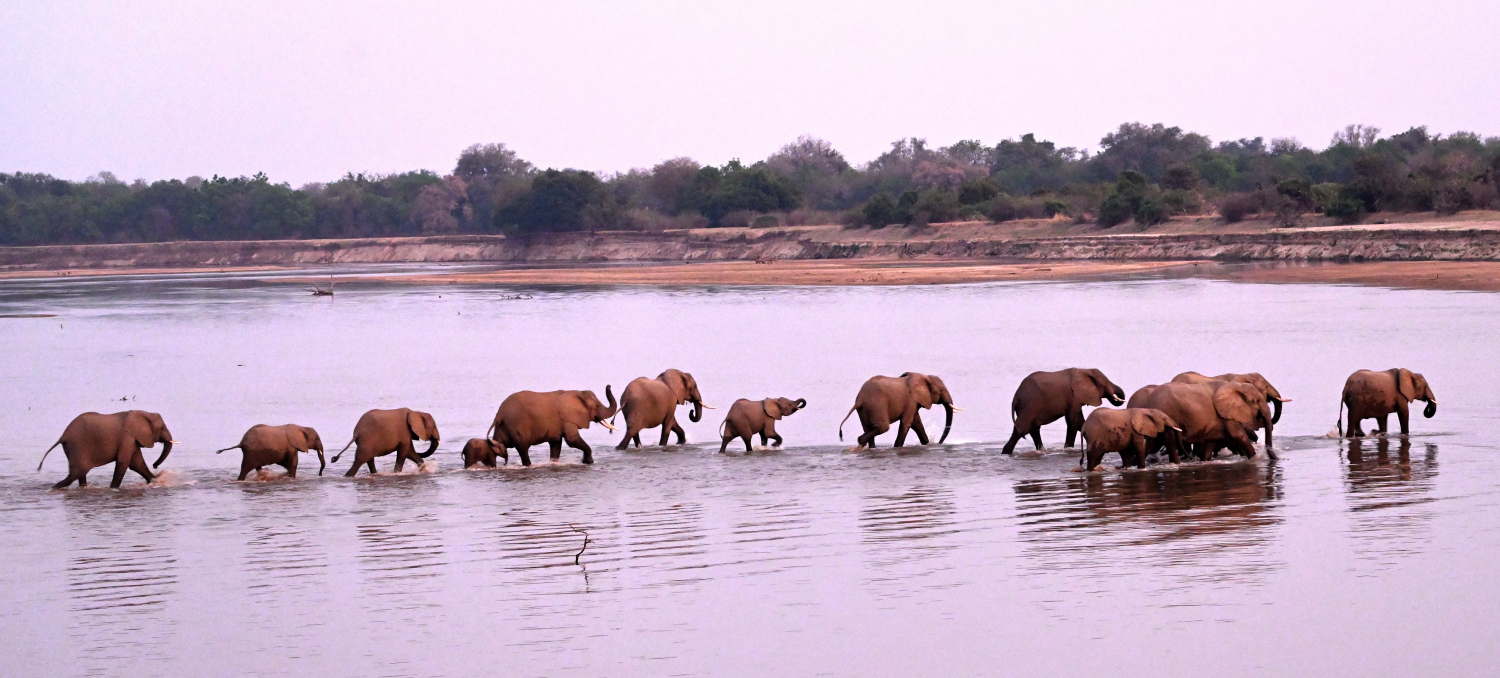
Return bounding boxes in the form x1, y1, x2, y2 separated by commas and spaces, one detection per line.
35, 366, 1437, 489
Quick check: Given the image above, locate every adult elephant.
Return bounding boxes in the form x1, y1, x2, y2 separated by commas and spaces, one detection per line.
215, 424, 325, 480
1001, 368, 1125, 455
1172, 371, 1289, 424
839, 372, 958, 448
331, 408, 440, 477
718, 397, 806, 453
1079, 407, 1184, 471
490, 386, 618, 466
616, 370, 711, 450
1128, 380, 1275, 460
37, 410, 177, 489
1338, 368, 1437, 437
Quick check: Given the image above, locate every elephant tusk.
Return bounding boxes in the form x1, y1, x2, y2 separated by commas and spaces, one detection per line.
168, 440, 180, 444
701, 404, 717, 410
950, 406, 965, 411
1171, 426, 1182, 431
599, 421, 619, 432
1429, 399, 1439, 405
1277, 398, 1293, 403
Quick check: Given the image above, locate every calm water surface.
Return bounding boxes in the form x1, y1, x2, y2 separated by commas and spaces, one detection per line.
2, 269, 1498, 677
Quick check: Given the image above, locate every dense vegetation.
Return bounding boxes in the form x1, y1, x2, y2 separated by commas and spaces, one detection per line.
3, 123, 1498, 245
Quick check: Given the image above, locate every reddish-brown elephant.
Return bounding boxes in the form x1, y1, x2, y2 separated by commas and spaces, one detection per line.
839, 372, 958, 448
38, 410, 177, 489
490, 387, 618, 465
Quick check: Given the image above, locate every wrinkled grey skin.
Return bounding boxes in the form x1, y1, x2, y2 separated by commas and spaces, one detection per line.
38, 410, 176, 489
216, 424, 325, 480
719, 397, 806, 453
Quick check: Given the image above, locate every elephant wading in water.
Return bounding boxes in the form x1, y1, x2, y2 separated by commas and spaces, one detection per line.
490, 386, 618, 465
331, 408, 440, 477
616, 370, 711, 450
1002, 368, 1125, 455
1128, 381, 1275, 461
1339, 368, 1438, 437
460, 438, 505, 469
1079, 407, 1184, 471
718, 397, 806, 453
215, 424, 325, 480
1172, 371, 1289, 424
839, 373, 958, 448
38, 410, 177, 489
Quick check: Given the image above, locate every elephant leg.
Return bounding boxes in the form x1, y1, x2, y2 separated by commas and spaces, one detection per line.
616, 426, 638, 451
549, 439, 563, 461
632, 433, 642, 448
562, 426, 594, 464
719, 436, 730, 454
1376, 415, 1389, 435
742, 434, 754, 452
770, 433, 783, 448
1396, 402, 1411, 435
110, 457, 130, 489
238, 461, 254, 481
52, 469, 84, 490
1064, 410, 1083, 448
128, 450, 156, 484
285, 456, 298, 479
1001, 427, 1026, 455
1029, 424, 1044, 451
517, 445, 532, 467
893, 416, 911, 448
911, 413, 930, 445
366, 459, 378, 474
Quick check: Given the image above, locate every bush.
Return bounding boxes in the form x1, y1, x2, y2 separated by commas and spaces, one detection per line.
911, 189, 961, 225
751, 214, 780, 229
1160, 189, 1201, 215
718, 210, 757, 228
1135, 197, 1167, 225
1161, 163, 1200, 191
1218, 193, 1260, 223
958, 178, 1001, 205
1324, 197, 1366, 224
860, 192, 899, 228
1043, 198, 1070, 218
1097, 192, 1133, 227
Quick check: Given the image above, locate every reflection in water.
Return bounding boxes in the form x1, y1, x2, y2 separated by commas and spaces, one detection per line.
62, 494, 179, 677
1343, 438, 1439, 570
860, 486, 958, 590
1015, 462, 1283, 592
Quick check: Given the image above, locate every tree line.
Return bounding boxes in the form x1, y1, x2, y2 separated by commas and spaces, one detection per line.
3, 123, 1498, 246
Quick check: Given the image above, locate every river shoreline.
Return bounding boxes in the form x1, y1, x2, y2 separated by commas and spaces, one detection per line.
2, 211, 1498, 291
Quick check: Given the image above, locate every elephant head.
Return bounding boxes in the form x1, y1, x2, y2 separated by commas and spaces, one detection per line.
126, 410, 176, 469
763, 397, 807, 420
289, 425, 326, 476
1392, 368, 1438, 418
579, 385, 619, 429
904, 372, 957, 444
1074, 368, 1126, 407
660, 369, 708, 423
407, 410, 441, 458
1213, 382, 1274, 453
1233, 373, 1288, 424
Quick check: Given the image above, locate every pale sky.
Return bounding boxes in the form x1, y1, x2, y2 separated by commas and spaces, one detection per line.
3, 0, 1497, 185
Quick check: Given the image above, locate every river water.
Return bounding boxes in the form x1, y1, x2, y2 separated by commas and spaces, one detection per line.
1, 267, 1497, 677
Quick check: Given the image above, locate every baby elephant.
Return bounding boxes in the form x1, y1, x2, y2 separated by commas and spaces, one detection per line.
461, 437, 505, 469
1080, 408, 1183, 472
719, 397, 806, 453
215, 424, 326, 480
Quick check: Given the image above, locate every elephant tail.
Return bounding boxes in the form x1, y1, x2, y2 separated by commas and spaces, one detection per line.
1336, 390, 1346, 438
330, 438, 356, 464
718, 420, 727, 438
214, 445, 240, 455
36, 439, 63, 472
838, 405, 858, 442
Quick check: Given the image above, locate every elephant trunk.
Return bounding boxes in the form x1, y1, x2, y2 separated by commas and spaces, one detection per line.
795, 398, 807, 411
601, 385, 618, 419
1423, 399, 1437, 418
689, 399, 703, 423
1270, 397, 1283, 425
939, 402, 954, 444
1261, 404, 1277, 460
151, 440, 174, 469
419, 437, 439, 458
315, 444, 326, 476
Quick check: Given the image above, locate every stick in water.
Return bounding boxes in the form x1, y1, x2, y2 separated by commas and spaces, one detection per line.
569, 524, 591, 565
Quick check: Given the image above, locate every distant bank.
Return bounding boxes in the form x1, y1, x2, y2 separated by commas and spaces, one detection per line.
2, 212, 1499, 291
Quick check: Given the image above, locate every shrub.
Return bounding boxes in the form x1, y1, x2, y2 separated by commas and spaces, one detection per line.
1160, 189, 1201, 215
1218, 193, 1260, 223
911, 189, 961, 225
1097, 192, 1133, 227
860, 193, 899, 228
1161, 163, 1200, 191
1324, 197, 1366, 224
1043, 198, 1070, 218
988, 195, 1018, 222
751, 214, 780, 229
958, 178, 1001, 205
1135, 198, 1167, 226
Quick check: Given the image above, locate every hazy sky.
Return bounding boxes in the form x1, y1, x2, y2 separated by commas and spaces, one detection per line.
3, 1, 1497, 185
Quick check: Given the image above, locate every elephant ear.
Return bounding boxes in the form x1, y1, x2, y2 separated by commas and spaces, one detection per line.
407, 410, 433, 440
1394, 368, 1417, 402
125, 411, 156, 448
1213, 384, 1259, 427
909, 374, 934, 408
1071, 369, 1104, 407
663, 370, 689, 405
286, 426, 309, 453
763, 399, 783, 420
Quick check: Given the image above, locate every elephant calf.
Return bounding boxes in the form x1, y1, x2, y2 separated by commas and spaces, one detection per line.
461, 437, 504, 469
215, 424, 325, 480
718, 397, 806, 453
839, 372, 957, 448
1080, 407, 1183, 471
331, 408, 440, 477
1339, 368, 1437, 437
